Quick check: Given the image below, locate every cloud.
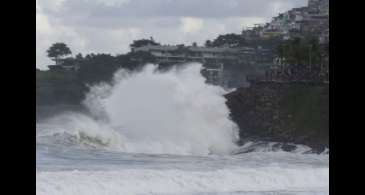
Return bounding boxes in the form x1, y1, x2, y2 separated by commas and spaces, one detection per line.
36, 0, 307, 69
38, 0, 66, 12
93, 0, 130, 7
63, 0, 306, 19
36, 1, 87, 68
74, 26, 142, 54
180, 17, 204, 34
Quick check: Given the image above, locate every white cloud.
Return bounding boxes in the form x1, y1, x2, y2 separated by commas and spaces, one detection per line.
94, 0, 130, 6
39, 0, 66, 12
36, 1, 87, 69
36, 0, 40, 11
269, 1, 298, 15
36, 11, 51, 34
36, 24, 87, 69
74, 26, 142, 55
180, 17, 204, 34
36, 0, 308, 69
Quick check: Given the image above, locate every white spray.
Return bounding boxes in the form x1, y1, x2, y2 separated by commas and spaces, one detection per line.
38, 63, 239, 155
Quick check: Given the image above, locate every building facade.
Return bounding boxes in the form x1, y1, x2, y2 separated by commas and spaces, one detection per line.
48, 58, 80, 72
243, 0, 329, 42
132, 44, 241, 65
132, 44, 267, 87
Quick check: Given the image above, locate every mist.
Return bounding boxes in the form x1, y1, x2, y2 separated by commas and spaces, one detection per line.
38, 63, 239, 155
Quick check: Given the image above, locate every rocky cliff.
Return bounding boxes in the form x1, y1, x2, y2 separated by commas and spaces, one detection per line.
225, 82, 329, 152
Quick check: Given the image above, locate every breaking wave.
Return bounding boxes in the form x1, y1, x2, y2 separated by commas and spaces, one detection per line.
36, 113, 125, 150
233, 141, 329, 155
36, 63, 239, 155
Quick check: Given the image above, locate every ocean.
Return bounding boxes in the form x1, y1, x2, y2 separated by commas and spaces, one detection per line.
36, 63, 328, 195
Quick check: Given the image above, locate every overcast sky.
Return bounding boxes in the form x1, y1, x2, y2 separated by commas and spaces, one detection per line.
36, 0, 307, 69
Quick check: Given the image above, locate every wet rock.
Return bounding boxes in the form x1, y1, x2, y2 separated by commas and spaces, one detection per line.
225, 82, 329, 151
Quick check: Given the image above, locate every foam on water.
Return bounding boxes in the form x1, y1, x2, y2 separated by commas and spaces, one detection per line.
36, 145, 329, 195
36, 63, 329, 195
37, 167, 328, 195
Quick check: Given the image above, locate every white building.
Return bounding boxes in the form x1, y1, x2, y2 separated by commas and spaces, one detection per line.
132, 44, 241, 65
132, 44, 260, 86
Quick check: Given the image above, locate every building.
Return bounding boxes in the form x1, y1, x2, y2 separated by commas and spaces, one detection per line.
249, 0, 328, 41
308, 0, 329, 14
241, 24, 264, 40
319, 28, 329, 44
132, 44, 243, 86
242, 0, 329, 83
201, 63, 224, 86
48, 58, 80, 72
132, 44, 241, 65
132, 44, 268, 87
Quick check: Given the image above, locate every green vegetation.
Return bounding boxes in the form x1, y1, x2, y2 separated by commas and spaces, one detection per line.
130, 38, 160, 48
47, 43, 72, 65
37, 42, 157, 106
277, 37, 321, 66
225, 83, 329, 149
276, 36, 329, 81
205, 33, 246, 48
37, 34, 329, 107
36, 70, 85, 105
76, 51, 156, 85
279, 84, 329, 145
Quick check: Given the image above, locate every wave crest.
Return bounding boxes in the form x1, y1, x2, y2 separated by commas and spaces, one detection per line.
36, 113, 125, 151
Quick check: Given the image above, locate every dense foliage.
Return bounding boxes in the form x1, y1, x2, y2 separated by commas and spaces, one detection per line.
275, 36, 329, 81
37, 42, 157, 106
225, 83, 329, 150
47, 43, 72, 65
130, 38, 160, 48
205, 34, 246, 48
36, 71, 85, 105
37, 34, 329, 106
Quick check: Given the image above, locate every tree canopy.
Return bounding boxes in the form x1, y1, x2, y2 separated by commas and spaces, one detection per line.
76, 51, 156, 85
130, 38, 160, 48
275, 36, 328, 80
277, 37, 321, 67
47, 43, 72, 65
210, 34, 246, 48
204, 40, 213, 47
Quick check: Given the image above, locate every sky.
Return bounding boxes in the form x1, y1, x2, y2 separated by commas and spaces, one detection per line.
36, 0, 307, 69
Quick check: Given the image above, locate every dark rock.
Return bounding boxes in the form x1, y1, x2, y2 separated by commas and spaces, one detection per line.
281, 143, 297, 152
225, 82, 329, 150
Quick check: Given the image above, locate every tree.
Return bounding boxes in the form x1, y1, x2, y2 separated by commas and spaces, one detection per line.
130, 39, 160, 49
77, 53, 120, 84
205, 40, 212, 47
47, 43, 72, 65
75, 53, 83, 61
211, 34, 246, 48
127, 51, 156, 64
276, 36, 323, 80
